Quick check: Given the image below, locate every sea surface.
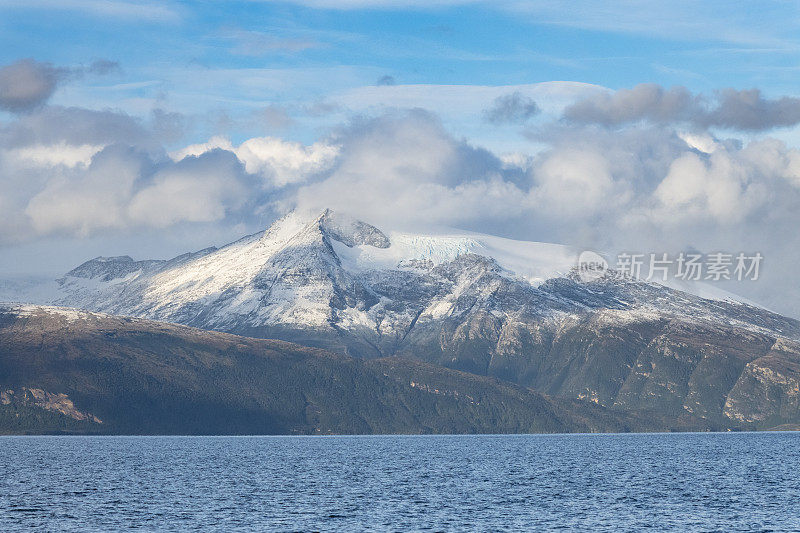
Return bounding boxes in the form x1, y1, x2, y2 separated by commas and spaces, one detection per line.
1, 433, 799, 531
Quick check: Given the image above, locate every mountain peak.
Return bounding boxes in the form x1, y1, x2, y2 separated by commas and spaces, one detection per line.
93, 255, 134, 263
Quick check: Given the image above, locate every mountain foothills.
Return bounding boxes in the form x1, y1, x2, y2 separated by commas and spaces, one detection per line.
2, 209, 800, 434
1, 304, 693, 435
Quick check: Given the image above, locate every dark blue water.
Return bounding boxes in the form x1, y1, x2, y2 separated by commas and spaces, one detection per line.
1, 433, 799, 531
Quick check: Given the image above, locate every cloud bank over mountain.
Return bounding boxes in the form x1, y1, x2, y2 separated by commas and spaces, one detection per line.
1, 57, 800, 316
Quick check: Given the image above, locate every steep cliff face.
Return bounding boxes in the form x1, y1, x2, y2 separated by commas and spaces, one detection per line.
1, 388, 102, 423
0, 386, 104, 434
723, 339, 800, 425
4, 210, 800, 428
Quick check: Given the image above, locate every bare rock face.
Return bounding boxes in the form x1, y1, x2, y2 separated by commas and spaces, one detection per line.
1, 388, 102, 424
724, 339, 800, 425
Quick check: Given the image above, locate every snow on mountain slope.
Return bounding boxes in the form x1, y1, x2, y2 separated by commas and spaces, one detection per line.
105, 211, 365, 329
0, 276, 61, 305
30, 210, 581, 331
332, 228, 578, 287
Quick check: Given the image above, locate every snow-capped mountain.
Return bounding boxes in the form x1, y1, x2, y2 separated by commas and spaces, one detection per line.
28, 208, 797, 340
12, 210, 578, 340
4, 209, 800, 426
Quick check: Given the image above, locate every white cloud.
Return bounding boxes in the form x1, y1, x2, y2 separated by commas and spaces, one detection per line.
128, 151, 252, 227
293, 110, 518, 227
678, 131, 718, 154
651, 138, 800, 224
5, 143, 104, 168
530, 149, 617, 216
24, 147, 258, 236
170, 136, 234, 160
235, 137, 338, 187
171, 135, 339, 188
25, 145, 144, 236
331, 82, 608, 155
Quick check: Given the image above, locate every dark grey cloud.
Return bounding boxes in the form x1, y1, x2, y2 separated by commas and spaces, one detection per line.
258, 105, 294, 129
0, 59, 64, 113
563, 84, 696, 127
150, 108, 187, 143
222, 29, 318, 56
0, 58, 121, 114
483, 91, 540, 125
0, 106, 153, 150
564, 83, 800, 131
303, 100, 341, 117
705, 88, 800, 130
86, 59, 121, 76
376, 75, 396, 86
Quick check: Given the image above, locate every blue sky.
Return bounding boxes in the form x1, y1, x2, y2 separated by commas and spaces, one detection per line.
4, 0, 800, 149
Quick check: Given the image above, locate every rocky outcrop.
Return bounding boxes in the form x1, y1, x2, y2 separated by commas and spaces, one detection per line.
724, 339, 800, 425
1, 388, 102, 423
